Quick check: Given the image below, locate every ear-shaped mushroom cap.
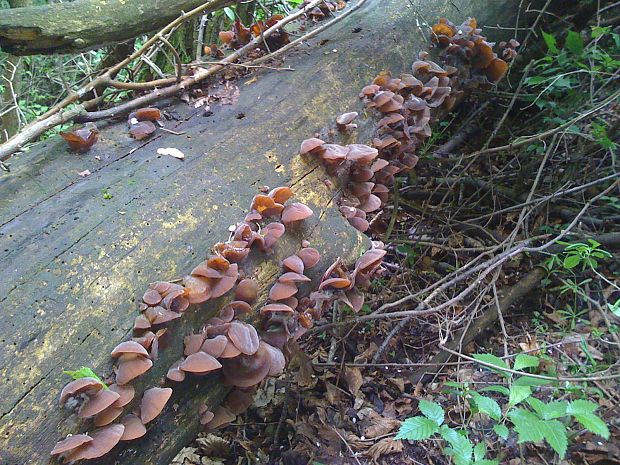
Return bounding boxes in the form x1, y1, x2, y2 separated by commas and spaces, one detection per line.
199, 409, 215, 425
183, 275, 211, 304
184, 333, 206, 356
222, 342, 272, 387
282, 255, 304, 274
129, 120, 157, 140
220, 339, 243, 358
51, 434, 93, 456
320, 144, 349, 164
143, 289, 162, 306
300, 137, 325, 155
355, 248, 387, 273
201, 335, 229, 358
78, 389, 121, 418
278, 272, 311, 283
204, 405, 236, 430
348, 216, 370, 232
210, 263, 239, 298
268, 186, 294, 204
235, 279, 258, 303
359, 194, 382, 213
251, 194, 284, 217
269, 281, 298, 300
336, 112, 358, 126
166, 358, 186, 382
140, 387, 173, 424
145, 306, 182, 325
115, 355, 153, 385
263, 222, 286, 250
346, 144, 379, 164
264, 343, 286, 376
227, 321, 260, 355
110, 383, 135, 407
281, 203, 313, 224
64, 424, 125, 461
260, 303, 295, 315
111, 341, 150, 358
181, 351, 223, 373
59, 377, 104, 405
135, 107, 162, 122
134, 313, 151, 330
296, 247, 320, 268
120, 414, 147, 441
94, 405, 124, 427
485, 57, 508, 82
319, 277, 353, 290
222, 300, 253, 318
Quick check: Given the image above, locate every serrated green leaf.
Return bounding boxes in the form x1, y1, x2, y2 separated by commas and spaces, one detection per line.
573, 413, 610, 439
493, 424, 509, 440
509, 385, 532, 406
565, 30, 584, 55
509, 408, 546, 443
419, 399, 444, 426
470, 392, 502, 421
542, 30, 558, 54
395, 417, 439, 440
541, 420, 568, 458
473, 442, 486, 462
442, 429, 473, 465
473, 353, 510, 377
541, 401, 568, 420
479, 385, 510, 396
567, 399, 598, 415
514, 354, 540, 371
525, 397, 546, 418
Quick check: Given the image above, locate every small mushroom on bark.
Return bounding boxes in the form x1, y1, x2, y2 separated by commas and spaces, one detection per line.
50, 434, 93, 457
281, 203, 313, 224
63, 424, 125, 461
235, 278, 258, 303
336, 112, 358, 131
140, 387, 173, 424
120, 414, 147, 441
78, 389, 121, 418
59, 377, 104, 405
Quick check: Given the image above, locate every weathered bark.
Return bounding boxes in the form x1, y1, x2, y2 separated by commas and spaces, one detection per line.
0, 0, 521, 464
0, 0, 31, 142
0, 0, 233, 55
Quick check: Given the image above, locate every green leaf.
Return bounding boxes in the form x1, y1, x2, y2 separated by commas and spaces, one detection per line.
470, 392, 502, 421
509, 408, 546, 443
395, 417, 439, 440
565, 31, 584, 55
573, 413, 610, 439
472, 461, 499, 465
509, 385, 532, 406
419, 399, 444, 426
526, 398, 567, 420
479, 385, 510, 396
223, 6, 235, 21
441, 428, 473, 465
473, 442, 486, 462
541, 420, 568, 458
542, 30, 559, 54
473, 353, 510, 377
63, 366, 107, 388
514, 375, 553, 387
567, 399, 598, 415
563, 254, 581, 269
493, 424, 509, 440
514, 354, 540, 371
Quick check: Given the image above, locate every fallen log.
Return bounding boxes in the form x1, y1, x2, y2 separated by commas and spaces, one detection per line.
0, 0, 233, 55
0, 0, 522, 464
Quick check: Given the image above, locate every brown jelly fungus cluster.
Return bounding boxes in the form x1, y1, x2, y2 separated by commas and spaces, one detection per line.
300, 17, 516, 234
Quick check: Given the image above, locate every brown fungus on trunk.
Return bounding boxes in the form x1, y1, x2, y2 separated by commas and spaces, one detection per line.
221, 341, 273, 387
111, 340, 150, 358
282, 254, 304, 274
120, 414, 147, 441
59, 377, 104, 405
50, 434, 93, 457
63, 424, 125, 461
166, 358, 186, 382
181, 351, 223, 374
78, 389, 121, 418
140, 387, 173, 424
336, 111, 358, 131
93, 405, 124, 427
204, 406, 236, 430
201, 334, 229, 358
299, 137, 325, 156
297, 247, 321, 268
269, 281, 298, 301
281, 203, 313, 224
60, 124, 99, 153
115, 354, 153, 385
235, 278, 258, 303
227, 321, 260, 355
129, 120, 157, 140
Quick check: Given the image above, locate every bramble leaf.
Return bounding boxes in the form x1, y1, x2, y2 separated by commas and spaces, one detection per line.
493, 424, 509, 440
509, 408, 546, 443
473, 353, 510, 377
508, 385, 532, 406
514, 354, 540, 371
419, 399, 444, 426
567, 399, 598, 415
541, 420, 568, 458
395, 417, 439, 440
573, 413, 610, 439
470, 392, 502, 421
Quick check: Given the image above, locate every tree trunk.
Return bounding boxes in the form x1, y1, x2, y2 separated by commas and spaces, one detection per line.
0, 0, 31, 142
0, 0, 520, 464
0, 0, 234, 55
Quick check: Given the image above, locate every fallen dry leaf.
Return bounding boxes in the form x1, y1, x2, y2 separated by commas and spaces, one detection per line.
157, 147, 185, 160
362, 411, 400, 439
365, 437, 403, 461
343, 366, 363, 395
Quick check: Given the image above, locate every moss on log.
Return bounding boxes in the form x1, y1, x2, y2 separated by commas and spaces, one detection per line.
0, 0, 232, 55
0, 0, 520, 464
